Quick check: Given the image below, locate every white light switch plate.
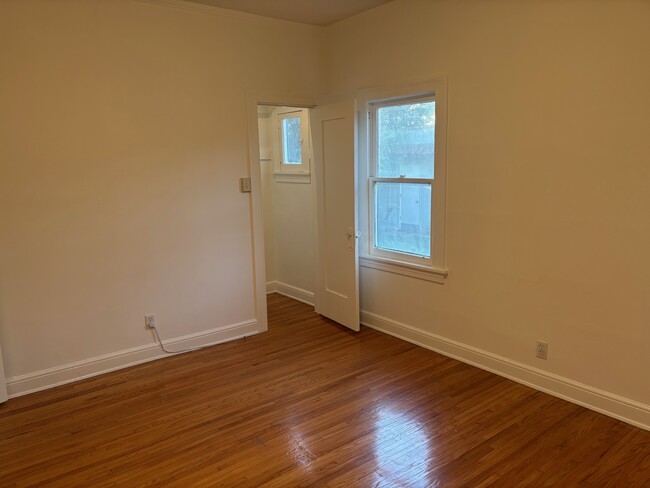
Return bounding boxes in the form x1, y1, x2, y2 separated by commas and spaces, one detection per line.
239, 177, 252, 193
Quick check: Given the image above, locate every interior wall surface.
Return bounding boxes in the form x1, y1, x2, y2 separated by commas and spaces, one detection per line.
0, 0, 326, 387
327, 0, 650, 411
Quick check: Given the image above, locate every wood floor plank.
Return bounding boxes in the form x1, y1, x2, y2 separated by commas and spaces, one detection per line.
1, 294, 648, 487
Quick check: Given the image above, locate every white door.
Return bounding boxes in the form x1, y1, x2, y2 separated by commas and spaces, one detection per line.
0, 344, 7, 403
311, 100, 360, 331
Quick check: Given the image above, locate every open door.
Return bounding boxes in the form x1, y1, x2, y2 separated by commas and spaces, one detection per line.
311, 100, 360, 331
0, 343, 7, 403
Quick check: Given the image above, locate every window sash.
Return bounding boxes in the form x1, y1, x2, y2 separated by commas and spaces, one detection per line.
277, 110, 309, 173
369, 179, 434, 263
368, 95, 436, 265
369, 94, 436, 176
281, 116, 302, 165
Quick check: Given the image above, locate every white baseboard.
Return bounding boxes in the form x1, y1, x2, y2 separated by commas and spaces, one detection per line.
266, 281, 314, 307
7, 319, 260, 398
361, 310, 650, 431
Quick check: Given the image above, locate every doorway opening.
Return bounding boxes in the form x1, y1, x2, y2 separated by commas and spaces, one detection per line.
256, 105, 317, 309
249, 95, 359, 332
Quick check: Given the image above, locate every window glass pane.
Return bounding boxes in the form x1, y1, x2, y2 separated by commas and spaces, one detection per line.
282, 117, 302, 164
377, 101, 435, 178
375, 182, 431, 257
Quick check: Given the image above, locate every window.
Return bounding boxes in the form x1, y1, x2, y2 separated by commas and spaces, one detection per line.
276, 109, 310, 177
372, 98, 434, 258
360, 79, 447, 281
281, 115, 302, 165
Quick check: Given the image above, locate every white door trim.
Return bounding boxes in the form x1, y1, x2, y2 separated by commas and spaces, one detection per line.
0, 343, 7, 403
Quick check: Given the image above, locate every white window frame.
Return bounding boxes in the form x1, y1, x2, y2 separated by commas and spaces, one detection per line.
358, 78, 448, 283
274, 108, 310, 179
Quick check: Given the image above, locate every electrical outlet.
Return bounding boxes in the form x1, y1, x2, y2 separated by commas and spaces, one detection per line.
536, 341, 548, 360
144, 314, 156, 329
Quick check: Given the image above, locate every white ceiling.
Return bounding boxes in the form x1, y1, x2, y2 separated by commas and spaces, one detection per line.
183, 0, 394, 26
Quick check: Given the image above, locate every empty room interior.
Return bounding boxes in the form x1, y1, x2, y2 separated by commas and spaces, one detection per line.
1, 0, 649, 486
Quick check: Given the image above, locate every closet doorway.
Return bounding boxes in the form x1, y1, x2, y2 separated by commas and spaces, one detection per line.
257, 105, 316, 308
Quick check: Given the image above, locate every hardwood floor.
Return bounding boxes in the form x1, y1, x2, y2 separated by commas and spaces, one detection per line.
1, 294, 649, 487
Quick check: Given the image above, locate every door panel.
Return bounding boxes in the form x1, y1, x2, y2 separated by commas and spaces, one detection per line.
0, 344, 7, 403
311, 100, 360, 331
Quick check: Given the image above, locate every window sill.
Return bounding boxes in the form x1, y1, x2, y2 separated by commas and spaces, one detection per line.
273, 172, 311, 184
359, 256, 448, 284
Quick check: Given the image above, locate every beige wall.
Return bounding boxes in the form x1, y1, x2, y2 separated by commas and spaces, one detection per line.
270, 178, 315, 294
328, 0, 650, 406
0, 0, 325, 380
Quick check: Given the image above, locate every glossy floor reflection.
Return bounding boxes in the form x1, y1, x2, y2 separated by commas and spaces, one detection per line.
372, 406, 432, 487
1, 294, 648, 486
